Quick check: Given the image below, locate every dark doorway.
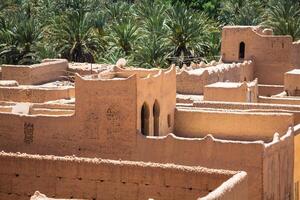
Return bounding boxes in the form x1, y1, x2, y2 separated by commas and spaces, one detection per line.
141, 102, 149, 136
239, 42, 245, 59
153, 100, 160, 136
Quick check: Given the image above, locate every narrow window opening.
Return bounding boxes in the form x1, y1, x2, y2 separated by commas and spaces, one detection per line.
153, 100, 160, 136
167, 114, 171, 128
239, 42, 245, 59
141, 103, 150, 136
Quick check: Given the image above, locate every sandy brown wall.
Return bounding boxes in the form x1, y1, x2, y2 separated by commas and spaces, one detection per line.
0, 152, 241, 200
0, 109, 290, 200
136, 67, 176, 136
284, 71, 300, 96
0, 87, 74, 103
258, 96, 300, 105
291, 43, 300, 69
200, 172, 248, 200
263, 130, 294, 200
1, 60, 68, 85
174, 108, 293, 141
203, 83, 248, 102
176, 61, 253, 95
75, 74, 138, 151
258, 84, 284, 97
221, 26, 293, 85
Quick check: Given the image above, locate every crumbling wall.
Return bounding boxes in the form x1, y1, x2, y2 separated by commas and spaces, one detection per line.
174, 108, 293, 141
0, 152, 245, 200
221, 26, 294, 85
1, 59, 68, 85
0, 86, 74, 103
176, 61, 253, 95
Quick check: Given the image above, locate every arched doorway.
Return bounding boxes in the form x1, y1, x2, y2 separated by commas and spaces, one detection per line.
239, 42, 245, 59
153, 100, 160, 136
141, 102, 150, 136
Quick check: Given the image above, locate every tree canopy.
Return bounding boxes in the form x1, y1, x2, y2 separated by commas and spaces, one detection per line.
1, 0, 300, 67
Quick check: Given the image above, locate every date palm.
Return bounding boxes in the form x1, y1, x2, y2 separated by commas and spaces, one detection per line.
262, 0, 300, 41
166, 3, 216, 64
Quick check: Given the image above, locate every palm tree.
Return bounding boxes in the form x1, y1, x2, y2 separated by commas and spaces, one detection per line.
0, 2, 42, 64
219, 0, 264, 25
262, 0, 300, 41
165, 3, 216, 65
46, 6, 104, 62
133, 0, 171, 68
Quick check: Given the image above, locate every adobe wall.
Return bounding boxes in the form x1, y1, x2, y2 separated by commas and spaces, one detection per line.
0, 86, 74, 103
258, 96, 300, 105
258, 84, 284, 97
1, 59, 68, 85
0, 108, 292, 199
0, 72, 294, 200
0, 152, 246, 200
203, 80, 258, 103
284, 69, 300, 96
192, 101, 300, 124
221, 26, 294, 85
263, 129, 294, 200
75, 74, 138, 151
136, 67, 176, 136
291, 42, 300, 69
294, 125, 300, 200
174, 108, 293, 141
176, 61, 253, 95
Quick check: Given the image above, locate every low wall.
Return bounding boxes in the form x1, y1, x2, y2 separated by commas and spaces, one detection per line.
1, 59, 68, 85
258, 96, 300, 105
176, 61, 253, 95
263, 129, 294, 200
258, 84, 284, 97
0, 152, 247, 200
0, 86, 74, 103
193, 101, 300, 124
284, 69, 300, 96
174, 108, 293, 141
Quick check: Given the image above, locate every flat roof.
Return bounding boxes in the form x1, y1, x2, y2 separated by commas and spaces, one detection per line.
205, 82, 243, 89
286, 69, 300, 75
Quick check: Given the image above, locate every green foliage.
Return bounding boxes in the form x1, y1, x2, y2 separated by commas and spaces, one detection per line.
1, 0, 300, 67
262, 0, 300, 40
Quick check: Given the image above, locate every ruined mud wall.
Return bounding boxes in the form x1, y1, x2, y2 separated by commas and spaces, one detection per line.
174, 108, 293, 141
263, 129, 294, 200
1, 59, 68, 85
176, 61, 253, 95
221, 26, 294, 85
0, 86, 74, 103
136, 67, 176, 136
0, 152, 246, 200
